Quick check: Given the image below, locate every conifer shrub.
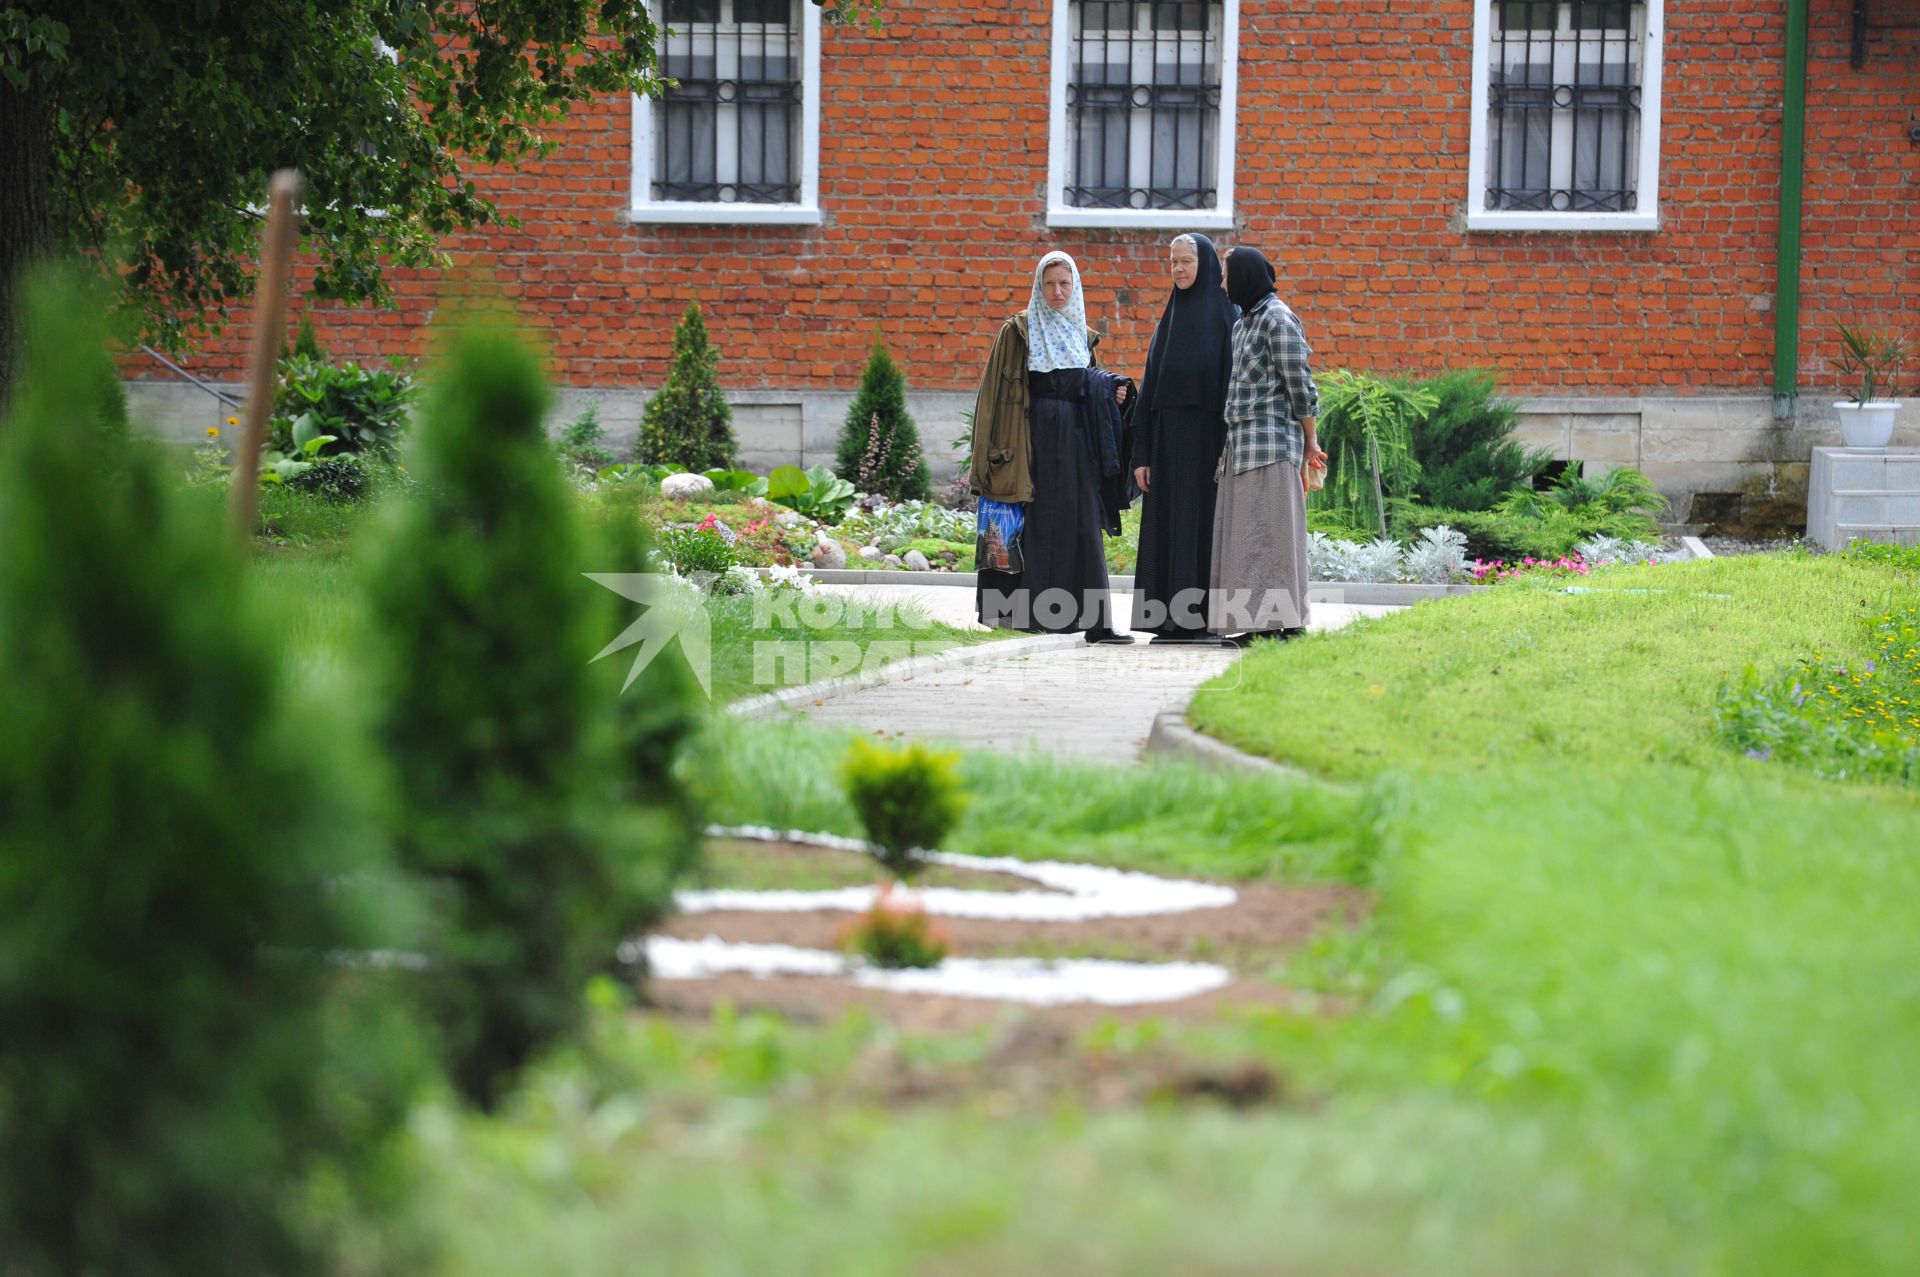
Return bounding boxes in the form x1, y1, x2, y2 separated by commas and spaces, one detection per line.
839, 739, 968, 880
1410, 369, 1554, 512
837, 885, 950, 969
835, 341, 931, 501
363, 314, 698, 1109
0, 268, 419, 1276
637, 300, 738, 471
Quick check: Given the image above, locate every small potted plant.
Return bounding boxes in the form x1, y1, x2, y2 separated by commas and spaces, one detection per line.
1831, 322, 1915, 452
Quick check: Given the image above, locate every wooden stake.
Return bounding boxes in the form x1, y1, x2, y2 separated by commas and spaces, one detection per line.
230, 168, 301, 539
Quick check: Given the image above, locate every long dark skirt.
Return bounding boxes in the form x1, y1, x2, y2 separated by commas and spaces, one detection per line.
1133, 405, 1225, 639
1209, 460, 1310, 635
977, 373, 1115, 633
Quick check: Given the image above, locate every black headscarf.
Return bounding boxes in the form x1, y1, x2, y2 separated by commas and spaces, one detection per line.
1225, 246, 1277, 312
1139, 234, 1236, 417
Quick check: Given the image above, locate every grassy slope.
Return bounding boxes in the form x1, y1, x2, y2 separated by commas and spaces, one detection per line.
1186, 555, 1912, 781
411, 747, 1920, 1276
316, 546, 1920, 1275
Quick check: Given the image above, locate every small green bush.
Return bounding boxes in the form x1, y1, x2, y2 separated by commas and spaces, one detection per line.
658, 520, 740, 576
270, 353, 413, 459
836, 341, 931, 502
765, 463, 857, 523
1410, 369, 1554, 511
1389, 502, 1583, 561
839, 739, 968, 880
1844, 539, 1920, 572
0, 267, 419, 1277
557, 402, 615, 471
638, 300, 738, 471
285, 452, 369, 502
837, 886, 950, 969
363, 313, 698, 1110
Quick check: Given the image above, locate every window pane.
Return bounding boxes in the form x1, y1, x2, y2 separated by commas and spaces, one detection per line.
735, 0, 791, 24
1152, 1, 1208, 31
666, 0, 719, 23
1573, 1, 1629, 29
1499, 1, 1557, 30
1081, 0, 1134, 30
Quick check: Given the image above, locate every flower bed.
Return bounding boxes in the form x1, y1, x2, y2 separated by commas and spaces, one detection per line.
1309, 527, 1682, 586
1716, 601, 1920, 786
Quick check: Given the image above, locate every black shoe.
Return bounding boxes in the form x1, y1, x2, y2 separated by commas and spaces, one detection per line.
1085, 628, 1137, 645
1150, 633, 1224, 646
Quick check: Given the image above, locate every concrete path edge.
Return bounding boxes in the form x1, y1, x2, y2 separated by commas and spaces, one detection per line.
1144, 710, 1329, 784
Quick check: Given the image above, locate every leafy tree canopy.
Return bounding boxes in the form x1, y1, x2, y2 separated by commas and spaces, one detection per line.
0, 0, 881, 395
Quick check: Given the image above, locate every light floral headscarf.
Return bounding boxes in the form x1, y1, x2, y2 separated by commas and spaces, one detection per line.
1025, 251, 1091, 372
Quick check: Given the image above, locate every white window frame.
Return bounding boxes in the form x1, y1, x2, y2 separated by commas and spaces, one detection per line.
1467, 0, 1664, 232
1046, 0, 1240, 231
629, 0, 822, 226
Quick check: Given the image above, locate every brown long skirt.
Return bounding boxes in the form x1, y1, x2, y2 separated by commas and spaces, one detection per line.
1208, 460, 1310, 634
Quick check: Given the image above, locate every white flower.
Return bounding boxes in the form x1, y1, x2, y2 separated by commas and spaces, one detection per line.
765, 562, 814, 591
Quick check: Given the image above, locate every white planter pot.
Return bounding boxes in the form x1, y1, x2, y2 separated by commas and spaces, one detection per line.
1834, 401, 1899, 451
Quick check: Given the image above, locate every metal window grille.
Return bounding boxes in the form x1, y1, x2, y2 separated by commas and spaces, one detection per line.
1487, 0, 1645, 213
1066, 0, 1223, 211
655, 0, 801, 203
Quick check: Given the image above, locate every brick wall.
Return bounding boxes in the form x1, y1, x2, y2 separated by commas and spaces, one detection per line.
146, 0, 1916, 525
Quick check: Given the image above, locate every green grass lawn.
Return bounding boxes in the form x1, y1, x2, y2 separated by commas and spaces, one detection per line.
398, 718, 1920, 1277
258, 520, 1920, 1275
1187, 554, 1912, 782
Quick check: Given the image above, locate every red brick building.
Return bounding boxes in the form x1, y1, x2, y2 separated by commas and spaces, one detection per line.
134, 0, 1920, 527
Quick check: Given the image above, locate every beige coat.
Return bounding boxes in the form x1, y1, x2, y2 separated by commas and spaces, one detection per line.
967, 312, 1101, 503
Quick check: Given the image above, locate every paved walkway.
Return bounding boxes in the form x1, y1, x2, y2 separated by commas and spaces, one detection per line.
789, 585, 1397, 764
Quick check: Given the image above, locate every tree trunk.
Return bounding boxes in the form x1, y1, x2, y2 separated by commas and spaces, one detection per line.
0, 76, 55, 414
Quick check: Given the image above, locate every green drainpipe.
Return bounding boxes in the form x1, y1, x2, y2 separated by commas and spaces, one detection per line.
1774, 0, 1809, 421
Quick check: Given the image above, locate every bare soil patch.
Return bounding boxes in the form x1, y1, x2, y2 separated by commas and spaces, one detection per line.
647, 837, 1370, 1032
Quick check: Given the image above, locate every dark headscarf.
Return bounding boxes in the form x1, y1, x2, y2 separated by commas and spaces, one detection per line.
1225, 246, 1277, 312
1139, 234, 1236, 417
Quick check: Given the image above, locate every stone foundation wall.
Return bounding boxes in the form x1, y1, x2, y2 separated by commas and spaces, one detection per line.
127, 379, 1920, 536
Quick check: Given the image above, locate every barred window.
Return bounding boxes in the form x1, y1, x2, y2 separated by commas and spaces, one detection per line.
656, 0, 800, 202
632, 0, 819, 223
1469, 0, 1663, 230
1048, 0, 1238, 229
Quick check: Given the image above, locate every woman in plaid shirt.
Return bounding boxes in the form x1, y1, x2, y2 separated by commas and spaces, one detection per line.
1210, 247, 1327, 643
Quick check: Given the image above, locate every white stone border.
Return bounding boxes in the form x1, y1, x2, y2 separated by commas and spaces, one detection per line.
639, 936, 1233, 1006
693, 824, 1238, 921
649, 825, 1241, 1006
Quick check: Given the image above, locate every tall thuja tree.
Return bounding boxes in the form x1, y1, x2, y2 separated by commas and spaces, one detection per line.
364, 314, 698, 1110
637, 299, 737, 470
836, 339, 930, 501
0, 268, 418, 1275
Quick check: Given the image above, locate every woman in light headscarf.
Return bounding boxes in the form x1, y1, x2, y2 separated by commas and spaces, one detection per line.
1132, 233, 1235, 645
1210, 246, 1325, 644
967, 251, 1133, 642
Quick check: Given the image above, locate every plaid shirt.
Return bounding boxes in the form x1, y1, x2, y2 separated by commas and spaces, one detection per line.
1223, 296, 1318, 475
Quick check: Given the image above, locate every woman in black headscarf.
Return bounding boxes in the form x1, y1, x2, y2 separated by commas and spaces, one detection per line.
1131, 234, 1236, 645
1210, 246, 1325, 644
